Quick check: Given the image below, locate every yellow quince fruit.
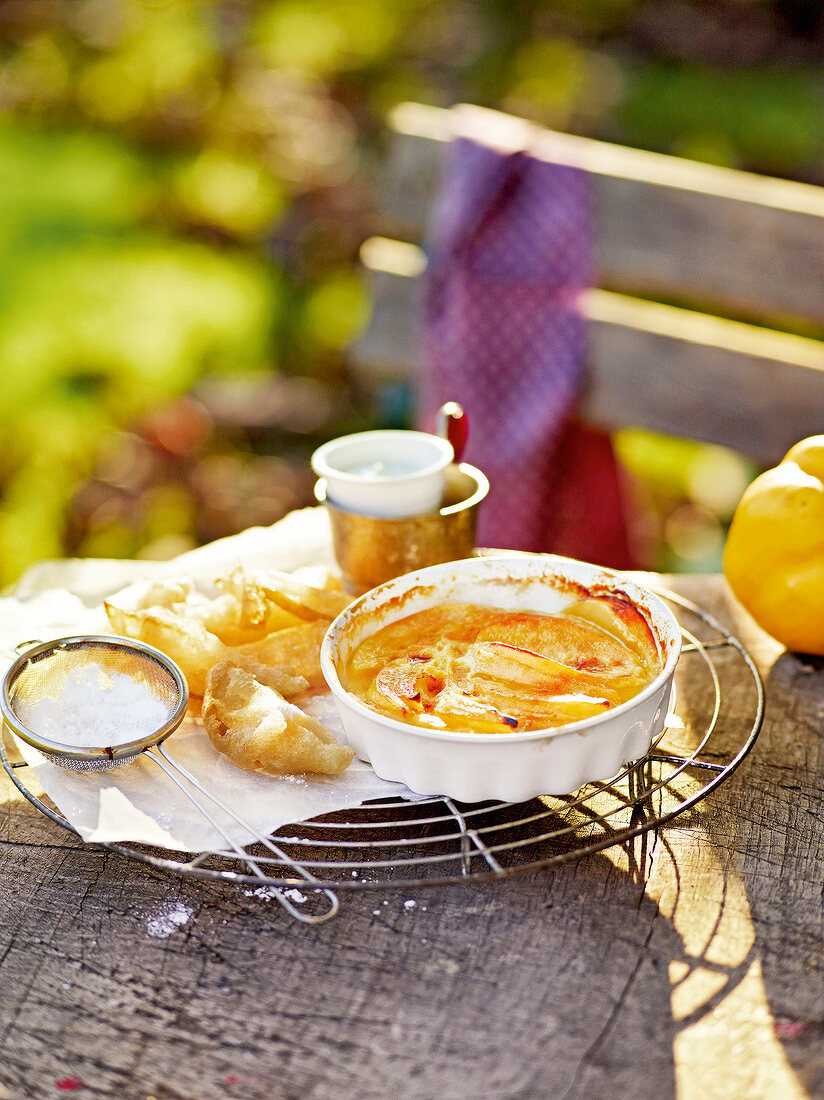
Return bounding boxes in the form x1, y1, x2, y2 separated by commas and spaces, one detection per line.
723, 435, 824, 654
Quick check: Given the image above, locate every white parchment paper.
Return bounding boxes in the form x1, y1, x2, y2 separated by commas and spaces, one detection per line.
1, 507, 417, 851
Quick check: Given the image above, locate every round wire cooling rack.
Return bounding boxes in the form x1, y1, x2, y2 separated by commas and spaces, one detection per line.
1, 585, 764, 924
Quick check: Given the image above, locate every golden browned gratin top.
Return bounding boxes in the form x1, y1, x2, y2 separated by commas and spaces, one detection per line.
341, 596, 661, 734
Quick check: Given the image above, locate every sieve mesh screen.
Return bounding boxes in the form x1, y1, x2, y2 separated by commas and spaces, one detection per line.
3, 637, 187, 764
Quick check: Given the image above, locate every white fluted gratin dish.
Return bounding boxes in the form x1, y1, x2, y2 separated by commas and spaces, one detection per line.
320, 554, 682, 802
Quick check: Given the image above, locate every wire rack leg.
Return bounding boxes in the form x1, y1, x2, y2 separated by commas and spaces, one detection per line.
146, 748, 338, 924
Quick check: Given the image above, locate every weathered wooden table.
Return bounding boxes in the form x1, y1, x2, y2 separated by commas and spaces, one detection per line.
0, 572, 821, 1100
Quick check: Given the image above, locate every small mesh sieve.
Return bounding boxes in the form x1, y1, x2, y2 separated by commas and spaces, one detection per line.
1, 635, 338, 923
2, 636, 188, 770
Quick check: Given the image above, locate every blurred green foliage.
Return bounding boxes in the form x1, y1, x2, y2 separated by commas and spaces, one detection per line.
0, 0, 821, 584
621, 64, 824, 171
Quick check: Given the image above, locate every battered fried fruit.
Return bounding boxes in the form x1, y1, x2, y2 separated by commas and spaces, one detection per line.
222, 565, 351, 623
235, 619, 330, 689
104, 567, 351, 696
104, 603, 227, 697
203, 662, 354, 776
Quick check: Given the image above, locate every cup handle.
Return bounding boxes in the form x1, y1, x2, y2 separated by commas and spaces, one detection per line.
437, 402, 469, 462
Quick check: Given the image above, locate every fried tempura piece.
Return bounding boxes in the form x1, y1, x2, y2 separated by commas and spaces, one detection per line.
235, 619, 331, 689
105, 565, 343, 696
213, 568, 303, 642
203, 661, 354, 776
183, 592, 255, 647
105, 597, 311, 698
225, 566, 351, 623
104, 573, 295, 648
104, 603, 226, 697
220, 655, 308, 698
104, 578, 194, 628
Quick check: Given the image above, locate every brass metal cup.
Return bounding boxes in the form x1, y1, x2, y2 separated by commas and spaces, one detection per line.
315, 463, 489, 595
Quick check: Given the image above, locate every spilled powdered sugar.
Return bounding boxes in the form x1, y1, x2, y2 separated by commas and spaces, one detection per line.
244, 885, 308, 905
146, 902, 194, 938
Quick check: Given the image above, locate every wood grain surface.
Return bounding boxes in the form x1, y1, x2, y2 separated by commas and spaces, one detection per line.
0, 574, 822, 1100
381, 103, 824, 328
353, 261, 824, 468
352, 101, 824, 469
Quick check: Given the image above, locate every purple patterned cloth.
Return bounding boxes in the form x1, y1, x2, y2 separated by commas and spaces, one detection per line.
420, 132, 636, 567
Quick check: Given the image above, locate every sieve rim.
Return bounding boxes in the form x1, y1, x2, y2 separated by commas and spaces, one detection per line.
1, 634, 189, 763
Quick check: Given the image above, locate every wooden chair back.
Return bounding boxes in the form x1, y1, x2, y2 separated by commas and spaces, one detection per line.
353, 103, 824, 467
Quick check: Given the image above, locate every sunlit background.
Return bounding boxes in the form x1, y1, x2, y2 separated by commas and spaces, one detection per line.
1, 0, 821, 587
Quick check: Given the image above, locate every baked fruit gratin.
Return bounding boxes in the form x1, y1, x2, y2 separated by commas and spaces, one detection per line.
341, 596, 660, 734
321, 555, 681, 800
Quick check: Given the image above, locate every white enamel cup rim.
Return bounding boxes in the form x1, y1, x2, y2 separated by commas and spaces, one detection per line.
311, 430, 454, 485
320, 553, 682, 745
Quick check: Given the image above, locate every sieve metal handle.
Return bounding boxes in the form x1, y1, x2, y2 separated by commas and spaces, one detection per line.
145, 745, 339, 924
